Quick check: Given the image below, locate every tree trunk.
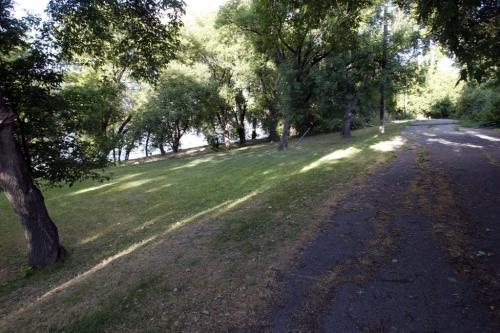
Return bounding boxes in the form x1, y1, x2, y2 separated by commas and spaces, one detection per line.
125, 148, 131, 161
145, 131, 150, 157
379, 1, 390, 134
268, 112, 279, 142
343, 85, 364, 139
343, 103, 354, 138
403, 87, 408, 115
159, 145, 166, 155
235, 90, 247, 146
172, 142, 179, 153
172, 133, 180, 153
0, 101, 66, 268
379, 82, 386, 134
251, 117, 258, 140
278, 118, 291, 151
237, 126, 246, 145
223, 123, 231, 150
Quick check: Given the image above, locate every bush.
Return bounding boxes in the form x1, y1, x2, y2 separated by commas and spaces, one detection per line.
455, 85, 500, 126
427, 96, 455, 119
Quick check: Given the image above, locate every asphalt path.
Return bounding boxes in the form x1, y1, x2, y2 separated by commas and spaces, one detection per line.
269, 120, 500, 332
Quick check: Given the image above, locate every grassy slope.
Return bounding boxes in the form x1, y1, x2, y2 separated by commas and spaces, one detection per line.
0, 124, 406, 332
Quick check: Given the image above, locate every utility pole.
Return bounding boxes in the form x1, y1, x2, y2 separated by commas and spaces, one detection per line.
379, 0, 390, 134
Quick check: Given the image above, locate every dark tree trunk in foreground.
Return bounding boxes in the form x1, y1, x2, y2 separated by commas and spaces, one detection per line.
159, 145, 166, 155
278, 118, 291, 151
0, 100, 66, 268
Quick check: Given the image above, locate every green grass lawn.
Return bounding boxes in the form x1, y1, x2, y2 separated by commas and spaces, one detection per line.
0, 124, 406, 332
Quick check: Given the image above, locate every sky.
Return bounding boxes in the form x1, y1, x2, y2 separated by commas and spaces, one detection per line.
13, 0, 229, 20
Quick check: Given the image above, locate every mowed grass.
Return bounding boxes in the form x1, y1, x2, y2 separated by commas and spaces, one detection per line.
0, 124, 406, 332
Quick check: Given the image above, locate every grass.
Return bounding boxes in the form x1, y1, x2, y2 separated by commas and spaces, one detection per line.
0, 124, 407, 332
458, 118, 485, 128
458, 118, 500, 129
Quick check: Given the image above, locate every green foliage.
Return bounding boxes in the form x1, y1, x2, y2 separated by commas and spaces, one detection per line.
219, 0, 372, 131
402, 0, 499, 82
304, 4, 425, 132
47, 0, 185, 82
427, 96, 455, 119
395, 49, 462, 118
0, 1, 108, 185
20, 265, 34, 278
455, 84, 500, 126
0, 0, 187, 185
185, 17, 262, 145
60, 69, 127, 159
139, 66, 211, 153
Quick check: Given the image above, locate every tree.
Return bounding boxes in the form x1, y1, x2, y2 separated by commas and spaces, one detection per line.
47, 0, 185, 83
141, 67, 208, 154
0, 0, 185, 268
60, 69, 127, 161
400, 0, 499, 82
251, 59, 281, 141
219, 0, 372, 150
48, 0, 186, 161
281, 1, 424, 139
0, 0, 69, 267
186, 17, 261, 148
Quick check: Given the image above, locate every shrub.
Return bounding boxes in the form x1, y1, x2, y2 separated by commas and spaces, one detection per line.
455, 85, 500, 126
427, 96, 455, 119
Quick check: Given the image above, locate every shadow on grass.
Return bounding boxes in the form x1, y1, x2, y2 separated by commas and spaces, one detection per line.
0, 124, 408, 327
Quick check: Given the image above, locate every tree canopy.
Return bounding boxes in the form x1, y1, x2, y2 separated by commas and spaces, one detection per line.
47, 0, 185, 82
401, 0, 499, 82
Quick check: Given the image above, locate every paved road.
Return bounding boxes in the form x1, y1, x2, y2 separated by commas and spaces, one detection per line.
269, 120, 500, 332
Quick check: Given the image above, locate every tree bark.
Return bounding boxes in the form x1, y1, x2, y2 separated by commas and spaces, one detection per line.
268, 108, 280, 142
159, 145, 166, 155
251, 117, 258, 140
172, 142, 179, 153
0, 100, 66, 268
235, 90, 247, 146
223, 123, 231, 150
343, 81, 366, 139
278, 118, 291, 151
145, 131, 151, 157
125, 148, 131, 161
343, 101, 356, 138
237, 126, 246, 145
379, 82, 386, 134
379, 1, 390, 134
